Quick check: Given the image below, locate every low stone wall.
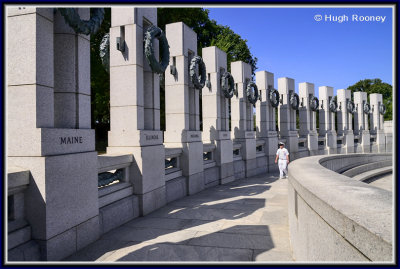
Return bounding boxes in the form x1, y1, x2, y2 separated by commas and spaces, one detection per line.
383, 121, 393, 134
288, 154, 393, 262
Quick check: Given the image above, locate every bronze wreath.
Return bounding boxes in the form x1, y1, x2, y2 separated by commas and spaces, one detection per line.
363, 102, 371, 114
190, 56, 207, 90
144, 25, 170, 74
246, 81, 259, 107
289, 92, 300, 110
58, 8, 105, 35
309, 96, 319, 111
221, 72, 235, 98
329, 99, 338, 112
379, 103, 386, 115
347, 100, 356, 114
269, 88, 279, 108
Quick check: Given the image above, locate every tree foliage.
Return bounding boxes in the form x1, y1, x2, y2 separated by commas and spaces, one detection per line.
90, 8, 111, 126
90, 8, 111, 151
157, 8, 258, 74
157, 8, 258, 130
347, 79, 392, 121
90, 8, 259, 146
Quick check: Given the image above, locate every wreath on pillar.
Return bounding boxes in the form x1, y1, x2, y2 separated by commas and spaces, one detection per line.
246, 81, 259, 107
347, 100, 356, 114
309, 96, 319, 111
269, 88, 280, 108
190, 56, 207, 90
329, 99, 338, 112
144, 25, 170, 74
289, 92, 299, 110
221, 72, 235, 98
58, 8, 105, 35
363, 102, 371, 114
379, 103, 387, 115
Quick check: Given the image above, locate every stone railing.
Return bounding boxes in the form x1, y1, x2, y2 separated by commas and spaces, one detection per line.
165, 147, 183, 181
97, 154, 139, 234
7, 167, 30, 250
287, 153, 393, 262
256, 139, 265, 156
97, 154, 134, 208
203, 143, 216, 168
232, 143, 242, 160
7, 167, 41, 261
98, 154, 132, 187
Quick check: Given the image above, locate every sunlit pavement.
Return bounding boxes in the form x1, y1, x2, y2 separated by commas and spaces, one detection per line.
65, 173, 293, 262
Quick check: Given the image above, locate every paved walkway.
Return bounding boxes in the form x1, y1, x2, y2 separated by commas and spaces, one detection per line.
65, 173, 293, 262
367, 173, 393, 192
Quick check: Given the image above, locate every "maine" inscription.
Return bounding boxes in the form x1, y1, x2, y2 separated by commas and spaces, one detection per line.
60, 136, 83, 145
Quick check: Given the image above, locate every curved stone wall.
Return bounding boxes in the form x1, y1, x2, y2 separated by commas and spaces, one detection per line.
287, 153, 393, 261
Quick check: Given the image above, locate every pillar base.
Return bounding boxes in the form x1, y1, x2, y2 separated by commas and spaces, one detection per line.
220, 162, 235, 184
138, 186, 167, 216
281, 131, 299, 155
245, 158, 258, 177
187, 171, 205, 195
307, 132, 318, 153
9, 151, 100, 261
215, 136, 234, 185
107, 144, 166, 216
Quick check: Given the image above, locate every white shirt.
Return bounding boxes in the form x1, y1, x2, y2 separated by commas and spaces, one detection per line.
276, 148, 289, 160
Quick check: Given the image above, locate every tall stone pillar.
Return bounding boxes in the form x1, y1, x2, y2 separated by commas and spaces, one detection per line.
7, 8, 99, 260
369, 93, 385, 152
354, 91, 370, 153
107, 8, 166, 215
278, 77, 299, 156
256, 71, 279, 172
202, 46, 234, 184
337, 89, 354, 153
231, 61, 257, 177
318, 86, 337, 154
298, 83, 318, 155
164, 22, 204, 195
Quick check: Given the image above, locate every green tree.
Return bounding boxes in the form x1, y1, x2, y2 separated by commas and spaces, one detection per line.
90, 8, 111, 152
347, 79, 392, 121
157, 8, 258, 130
157, 8, 258, 74
210, 25, 257, 75
90, 8, 259, 148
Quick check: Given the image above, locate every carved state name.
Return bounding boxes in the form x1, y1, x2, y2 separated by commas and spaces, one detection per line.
146, 134, 159, 140
60, 136, 83, 145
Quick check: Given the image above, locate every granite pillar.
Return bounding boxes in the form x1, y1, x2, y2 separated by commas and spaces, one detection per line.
369, 93, 385, 152
278, 77, 299, 157
299, 82, 318, 155
337, 89, 354, 153
164, 22, 204, 195
318, 86, 337, 154
107, 8, 166, 215
202, 46, 234, 184
7, 8, 99, 260
256, 71, 279, 172
231, 61, 257, 177
353, 91, 370, 153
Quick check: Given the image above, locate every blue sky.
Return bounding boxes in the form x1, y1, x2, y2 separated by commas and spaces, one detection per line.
207, 7, 393, 97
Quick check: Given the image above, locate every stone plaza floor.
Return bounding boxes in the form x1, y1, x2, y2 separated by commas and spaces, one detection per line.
65, 173, 293, 262
367, 173, 393, 192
